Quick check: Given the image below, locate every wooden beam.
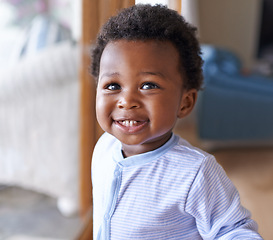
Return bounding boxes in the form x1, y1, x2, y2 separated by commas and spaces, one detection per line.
99, 0, 135, 27
79, 0, 99, 218
75, 208, 93, 240
168, 0, 182, 13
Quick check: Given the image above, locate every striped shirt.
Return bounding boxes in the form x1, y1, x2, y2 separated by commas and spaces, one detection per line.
92, 133, 262, 239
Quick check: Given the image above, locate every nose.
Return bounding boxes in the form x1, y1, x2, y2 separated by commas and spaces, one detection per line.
117, 91, 140, 109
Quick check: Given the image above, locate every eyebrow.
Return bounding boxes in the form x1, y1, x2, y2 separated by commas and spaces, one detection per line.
99, 72, 120, 80
99, 71, 166, 80
139, 71, 165, 79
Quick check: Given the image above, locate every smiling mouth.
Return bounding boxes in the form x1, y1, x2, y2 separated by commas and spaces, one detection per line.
114, 119, 148, 133
118, 120, 141, 127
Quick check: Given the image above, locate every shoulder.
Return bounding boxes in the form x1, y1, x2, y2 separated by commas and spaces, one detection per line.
154, 135, 219, 189
166, 135, 214, 168
92, 132, 119, 182
96, 132, 117, 146
92, 132, 118, 166
93, 132, 117, 154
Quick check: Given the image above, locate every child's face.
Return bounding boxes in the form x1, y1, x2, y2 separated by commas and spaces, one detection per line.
96, 40, 196, 157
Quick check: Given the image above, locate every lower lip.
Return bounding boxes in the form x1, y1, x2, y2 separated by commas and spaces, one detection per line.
114, 120, 148, 134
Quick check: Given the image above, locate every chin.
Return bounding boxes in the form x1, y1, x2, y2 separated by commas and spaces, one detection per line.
117, 136, 145, 146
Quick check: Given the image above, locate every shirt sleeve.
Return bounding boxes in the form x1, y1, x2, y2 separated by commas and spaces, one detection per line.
184, 155, 263, 239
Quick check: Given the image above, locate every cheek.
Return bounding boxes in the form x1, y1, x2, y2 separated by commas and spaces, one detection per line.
155, 95, 180, 115
96, 95, 110, 123
96, 94, 103, 109
149, 97, 179, 125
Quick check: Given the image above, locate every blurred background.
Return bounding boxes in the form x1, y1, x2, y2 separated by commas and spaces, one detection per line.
0, 0, 273, 239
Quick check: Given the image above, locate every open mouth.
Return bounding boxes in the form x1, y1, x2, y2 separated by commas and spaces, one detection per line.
118, 120, 141, 127
114, 119, 148, 133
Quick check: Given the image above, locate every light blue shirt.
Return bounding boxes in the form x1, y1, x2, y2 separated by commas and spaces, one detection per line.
92, 133, 262, 239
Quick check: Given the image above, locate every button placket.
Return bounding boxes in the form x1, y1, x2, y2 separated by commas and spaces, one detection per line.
103, 165, 122, 238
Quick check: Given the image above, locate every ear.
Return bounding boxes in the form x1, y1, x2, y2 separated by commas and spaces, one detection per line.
177, 89, 197, 119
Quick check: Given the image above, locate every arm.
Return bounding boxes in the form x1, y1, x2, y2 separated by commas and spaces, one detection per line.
185, 156, 263, 239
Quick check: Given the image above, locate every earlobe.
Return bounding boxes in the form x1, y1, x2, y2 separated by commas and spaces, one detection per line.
177, 89, 197, 118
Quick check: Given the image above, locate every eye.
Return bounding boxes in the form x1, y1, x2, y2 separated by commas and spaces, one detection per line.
105, 83, 121, 91
141, 82, 160, 90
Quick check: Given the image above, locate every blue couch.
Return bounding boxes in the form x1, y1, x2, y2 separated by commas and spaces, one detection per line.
196, 45, 273, 143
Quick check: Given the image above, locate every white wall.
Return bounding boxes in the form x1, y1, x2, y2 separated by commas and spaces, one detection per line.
197, 0, 263, 69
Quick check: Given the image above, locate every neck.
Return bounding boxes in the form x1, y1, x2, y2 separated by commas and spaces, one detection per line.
121, 132, 172, 158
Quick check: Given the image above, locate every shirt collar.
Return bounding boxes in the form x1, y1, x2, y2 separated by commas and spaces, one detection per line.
112, 133, 179, 167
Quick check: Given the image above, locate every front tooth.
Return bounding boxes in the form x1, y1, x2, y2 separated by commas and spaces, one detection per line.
121, 120, 138, 127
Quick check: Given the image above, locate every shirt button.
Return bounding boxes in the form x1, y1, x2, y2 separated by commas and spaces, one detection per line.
114, 169, 120, 177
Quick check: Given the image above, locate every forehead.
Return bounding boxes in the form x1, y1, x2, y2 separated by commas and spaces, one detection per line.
99, 40, 181, 74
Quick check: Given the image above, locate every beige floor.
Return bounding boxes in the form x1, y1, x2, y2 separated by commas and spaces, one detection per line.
174, 119, 273, 240
0, 185, 82, 239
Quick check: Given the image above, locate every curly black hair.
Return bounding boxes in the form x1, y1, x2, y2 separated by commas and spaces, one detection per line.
91, 4, 203, 90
